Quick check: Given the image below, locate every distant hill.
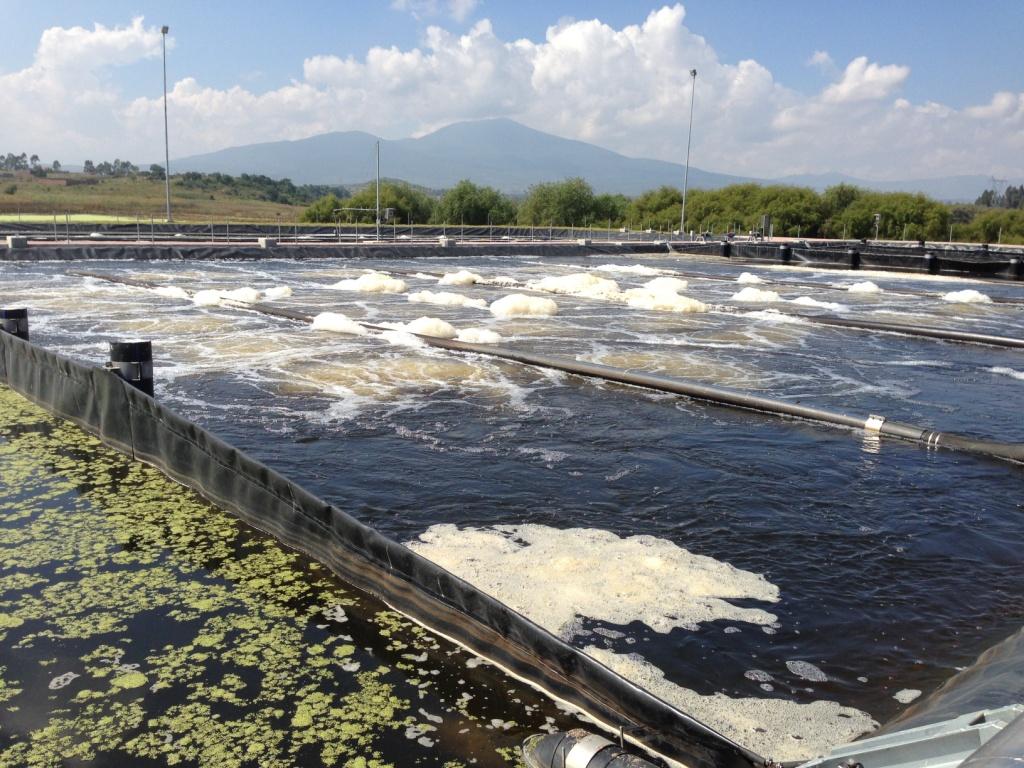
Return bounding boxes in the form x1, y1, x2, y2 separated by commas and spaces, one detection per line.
173, 118, 1003, 201
173, 118, 752, 196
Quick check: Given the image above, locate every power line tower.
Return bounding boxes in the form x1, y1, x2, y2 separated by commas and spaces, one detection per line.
990, 176, 1008, 207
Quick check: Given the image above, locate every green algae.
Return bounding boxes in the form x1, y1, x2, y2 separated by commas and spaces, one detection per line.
0, 384, 568, 766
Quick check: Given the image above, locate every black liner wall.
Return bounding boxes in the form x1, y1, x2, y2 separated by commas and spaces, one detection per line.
0, 330, 762, 768
710, 241, 1023, 281
0, 243, 668, 262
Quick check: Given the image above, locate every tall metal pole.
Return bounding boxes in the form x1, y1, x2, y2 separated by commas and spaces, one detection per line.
375, 140, 380, 242
161, 26, 173, 223
679, 68, 697, 240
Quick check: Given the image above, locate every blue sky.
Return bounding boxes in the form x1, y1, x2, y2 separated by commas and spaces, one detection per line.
1, 2, 1022, 178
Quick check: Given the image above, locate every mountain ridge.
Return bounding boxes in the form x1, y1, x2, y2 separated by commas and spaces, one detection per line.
173, 118, 998, 202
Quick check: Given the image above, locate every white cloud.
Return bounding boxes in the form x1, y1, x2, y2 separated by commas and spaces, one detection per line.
807, 50, 833, 71
821, 56, 909, 103
3, 7, 1024, 180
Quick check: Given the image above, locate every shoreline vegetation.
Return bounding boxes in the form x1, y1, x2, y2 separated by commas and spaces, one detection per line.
1, 164, 1022, 244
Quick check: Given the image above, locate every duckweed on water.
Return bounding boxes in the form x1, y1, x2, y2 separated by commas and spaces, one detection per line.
0, 385, 574, 766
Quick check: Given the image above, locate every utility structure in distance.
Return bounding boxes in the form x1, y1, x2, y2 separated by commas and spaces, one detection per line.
679, 68, 697, 240
160, 25, 172, 223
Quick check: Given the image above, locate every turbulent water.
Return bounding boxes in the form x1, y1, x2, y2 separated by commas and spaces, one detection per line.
3, 253, 1023, 761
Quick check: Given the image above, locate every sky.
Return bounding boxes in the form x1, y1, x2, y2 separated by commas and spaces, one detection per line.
1, 1, 1022, 180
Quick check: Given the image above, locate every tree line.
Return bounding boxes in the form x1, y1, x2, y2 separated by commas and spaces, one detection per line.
177, 172, 350, 206
976, 185, 1024, 210
2, 153, 61, 175
301, 177, 1024, 243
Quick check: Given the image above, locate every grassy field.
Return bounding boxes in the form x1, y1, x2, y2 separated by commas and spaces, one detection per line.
0, 173, 307, 223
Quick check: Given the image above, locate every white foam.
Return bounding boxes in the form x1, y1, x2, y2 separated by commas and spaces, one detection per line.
403, 316, 458, 339
587, 647, 876, 762
191, 289, 226, 307
595, 264, 665, 276
191, 287, 261, 306
408, 290, 487, 310
456, 328, 502, 344
529, 273, 622, 300
438, 270, 483, 286
331, 272, 407, 294
942, 289, 992, 304
893, 689, 922, 704
152, 286, 190, 300
622, 288, 708, 313
380, 329, 425, 348
490, 294, 559, 318
742, 309, 807, 325
736, 272, 765, 284
789, 296, 846, 311
643, 276, 689, 293
407, 524, 779, 639
988, 366, 1024, 381
786, 660, 828, 682
263, 285, 293, 300
847, 281, 881, 294
311, 312, 368, 336
731, 287, 782, 303
221, 287, 262, 304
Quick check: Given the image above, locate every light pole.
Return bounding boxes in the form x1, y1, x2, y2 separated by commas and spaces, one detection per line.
161, 25, 172, 223
873, 212, 881, 241
679, 68, 697, 240
375, 140, 381, 242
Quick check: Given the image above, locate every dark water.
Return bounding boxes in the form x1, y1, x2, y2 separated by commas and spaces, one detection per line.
2, 253, 1022, 753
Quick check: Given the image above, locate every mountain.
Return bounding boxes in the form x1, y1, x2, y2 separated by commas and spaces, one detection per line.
173, 118, 997, 201
172, 118, 752, 195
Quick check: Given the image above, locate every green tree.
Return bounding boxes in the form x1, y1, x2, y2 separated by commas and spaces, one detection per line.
431, 180, 517, 225
517, 177, 598, 226
628, 186, 682, 230
302, 182, 435, 225
301, 193, 346, 223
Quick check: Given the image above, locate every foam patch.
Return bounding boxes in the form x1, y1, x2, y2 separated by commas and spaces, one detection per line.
263, 286, 293, 300
407, 524, 779, 638
191, 288, 261, 307
622, 288, 707, 313
456, 328, 502, 344
311, 312, 368, 336
529, 273, 622, 300
490, 294, 559, 318
942, 289, 992, 304
408, 291, 487, 310
847, 281, 881, 293
731, 287, 782, 303
152, 286, 190, 300
594, 264, 665, 276
331, 273, 408, 294
736, 272, 766, 284
404, 316, 458, 339
438, 270, 484, 286
586, 647, 876, 763
789, 296, 845, 311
